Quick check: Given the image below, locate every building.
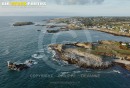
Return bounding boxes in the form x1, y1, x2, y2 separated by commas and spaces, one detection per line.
121, 43, 127, 46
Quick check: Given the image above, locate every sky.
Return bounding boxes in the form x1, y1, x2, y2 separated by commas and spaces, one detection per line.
0, 0, 130, 16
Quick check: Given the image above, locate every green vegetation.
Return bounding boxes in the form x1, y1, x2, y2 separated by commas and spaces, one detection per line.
115, 50, 130, 55
90, 41, 130, 60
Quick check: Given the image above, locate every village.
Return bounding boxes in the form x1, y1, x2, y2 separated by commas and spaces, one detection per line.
48, 17, 130, 34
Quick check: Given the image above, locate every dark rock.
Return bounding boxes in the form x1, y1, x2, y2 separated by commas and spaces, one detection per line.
47, 30, 59, 33
35, 24, 46, 26
13, 22, 34, 26
47, 25, 57, 28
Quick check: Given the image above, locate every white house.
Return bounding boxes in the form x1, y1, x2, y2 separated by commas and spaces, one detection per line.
121, 43, 127, 46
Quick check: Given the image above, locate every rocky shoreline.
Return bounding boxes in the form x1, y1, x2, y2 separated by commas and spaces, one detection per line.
49, 43, 113, 70
87, 28, 130, 37
49, 41, 130, 71
46, 26, 130, 37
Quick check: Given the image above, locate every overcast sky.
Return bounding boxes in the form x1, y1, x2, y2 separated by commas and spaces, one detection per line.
0, 0, 130, 16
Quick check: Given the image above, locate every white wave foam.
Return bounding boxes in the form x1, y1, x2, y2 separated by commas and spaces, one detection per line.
73, 71, 81, 74
59, 72, 70, 76
34, 62, 38, 64
31, 54, 44, 59
24, 59, 38, 67
113, 70, 121, 74
96, 70, 121, 74
52, 51, 56, 57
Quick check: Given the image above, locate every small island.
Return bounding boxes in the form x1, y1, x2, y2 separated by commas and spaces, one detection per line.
47, 28, 69, 33
13, 22, 34, 26
49, 40, 130, 70
35, 24, 46, 26
47, 30, 60, 33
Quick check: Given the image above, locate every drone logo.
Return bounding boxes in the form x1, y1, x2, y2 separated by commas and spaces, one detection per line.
38, 26, 92, 71
1, 1, 46, 7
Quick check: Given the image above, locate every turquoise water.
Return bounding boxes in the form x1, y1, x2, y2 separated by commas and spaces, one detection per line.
0, 16, 130, 88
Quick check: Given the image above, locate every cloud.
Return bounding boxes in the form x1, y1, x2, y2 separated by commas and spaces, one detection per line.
48, 0, 105, 5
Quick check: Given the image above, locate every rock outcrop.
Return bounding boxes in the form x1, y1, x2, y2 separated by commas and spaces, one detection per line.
49, 41, 130, 71
49, 42, 113, 69
13, 22, 34, 26
47, 30, 60, 33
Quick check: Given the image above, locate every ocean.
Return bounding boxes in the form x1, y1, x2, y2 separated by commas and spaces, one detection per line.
0, 16, 130, 88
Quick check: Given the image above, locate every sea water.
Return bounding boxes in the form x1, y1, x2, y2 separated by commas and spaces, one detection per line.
0, 16, 130, 88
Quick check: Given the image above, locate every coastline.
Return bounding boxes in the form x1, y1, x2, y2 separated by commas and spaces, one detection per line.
48, 17, 130, 38
83, 28, 130, 37
49, 40, 130, 71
